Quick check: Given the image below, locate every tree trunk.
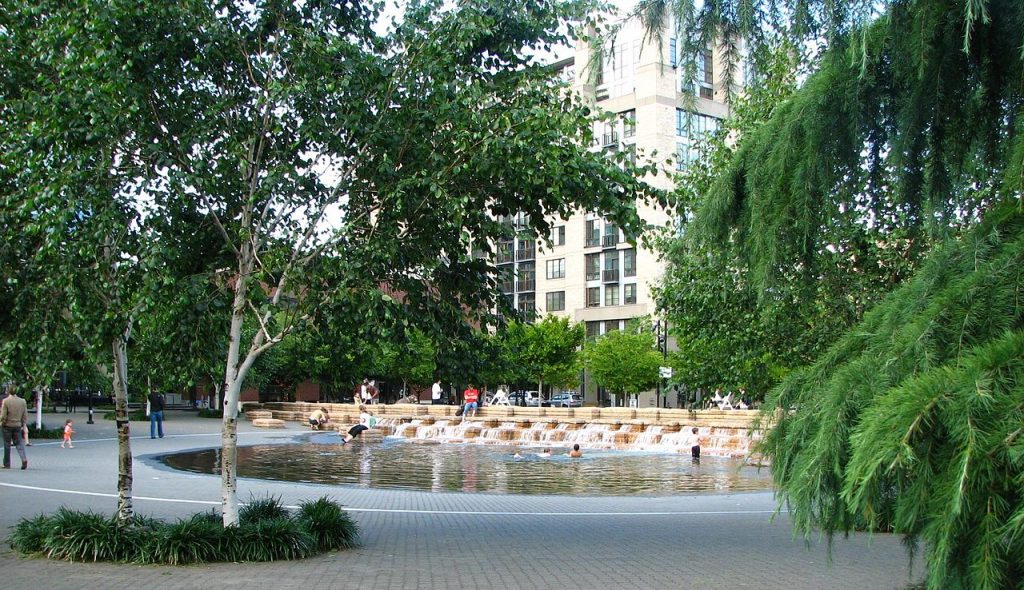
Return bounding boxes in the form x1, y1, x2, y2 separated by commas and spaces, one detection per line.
220, 268, 247, 527
220, 239, 268, 527
34, 388, 43, 429
111, 335, 133, 522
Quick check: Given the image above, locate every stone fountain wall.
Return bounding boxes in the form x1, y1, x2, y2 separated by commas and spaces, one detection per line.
255, 402, 772, 458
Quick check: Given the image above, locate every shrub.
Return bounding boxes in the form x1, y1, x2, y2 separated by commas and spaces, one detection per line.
230, 518, 314, 562
297, 497, 360, 551
9, 514, 51, 554
26, 424, 64, 439
7, 496, 357, 564
41, 509, 122, 562
197, 408, 223, 418
147, 513, 225, 565
239, 495, 290, 524
102, 409, 148, 422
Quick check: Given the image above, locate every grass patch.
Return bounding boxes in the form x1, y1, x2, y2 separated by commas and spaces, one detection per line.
8, 497, 358, 564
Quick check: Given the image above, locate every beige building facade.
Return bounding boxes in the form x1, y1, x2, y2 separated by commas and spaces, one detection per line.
499, 19, 735, 406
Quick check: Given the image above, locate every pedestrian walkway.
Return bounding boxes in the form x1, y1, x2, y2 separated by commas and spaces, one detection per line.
0, 410, 920, 589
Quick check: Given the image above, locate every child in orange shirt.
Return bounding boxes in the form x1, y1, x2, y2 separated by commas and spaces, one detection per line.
61, 419, 75, 448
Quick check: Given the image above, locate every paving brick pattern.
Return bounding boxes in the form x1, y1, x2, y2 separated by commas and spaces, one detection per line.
0, 411, 920, 589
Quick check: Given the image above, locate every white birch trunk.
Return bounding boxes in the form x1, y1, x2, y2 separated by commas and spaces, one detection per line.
220, 239, 268, 527
112, 335, 133, 522
34, 389, 43, 429
220, 267, 248, 527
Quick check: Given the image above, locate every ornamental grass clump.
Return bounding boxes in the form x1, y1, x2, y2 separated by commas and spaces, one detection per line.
146, 513, 225, 565
298, 497, 361, 552
239, 495, 290, 524
8, 497, 357, 564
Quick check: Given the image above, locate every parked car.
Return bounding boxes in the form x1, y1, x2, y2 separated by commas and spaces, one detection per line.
507, 390, 540, 406
550, 392, 583, 407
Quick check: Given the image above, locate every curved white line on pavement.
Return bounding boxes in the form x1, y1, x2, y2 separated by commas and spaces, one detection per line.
0, 482, 784, 516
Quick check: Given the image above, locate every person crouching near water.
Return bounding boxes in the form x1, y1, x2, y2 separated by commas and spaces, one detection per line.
340, 407, 376, 443
308, 407, 330, 430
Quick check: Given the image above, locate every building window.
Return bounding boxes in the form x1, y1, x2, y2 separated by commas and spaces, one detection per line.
546, 291, 565, 312
518, 261, 535, 292
516, 238, 535, 261
605, 285, 619, 306
518, 293, 536, 319
546, 258, 566, 280
676, 142, 694, 171
621, 110, 636, 138
499, 266, 515, 294
676, 111, 719, 139
603, 252, 619, 282
497, 240, 514, 264
551, 225, 566, 246
603, 224, 618, 247
586, 287, 601, 307
586, 321, 601, 340
585, 219, 600, 247
604, 320, 620, 332
624, 283, 637, 304
623, 249, 636, 277
701, 49, 713, 84
700, 85, 714, 100
585, 253, 601, 281
669, 37, 677, 68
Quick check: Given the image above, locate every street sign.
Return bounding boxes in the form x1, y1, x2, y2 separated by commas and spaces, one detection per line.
659, 366, 673, 379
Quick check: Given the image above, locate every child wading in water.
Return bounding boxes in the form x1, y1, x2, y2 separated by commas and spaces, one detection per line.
61, 419, 75, 448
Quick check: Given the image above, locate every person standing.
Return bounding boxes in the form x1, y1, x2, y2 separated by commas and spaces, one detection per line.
688, 426, 701, 459
463, 384, 480, 418
148, 390, 165, 439
431, 380, 443, 405
1, 386, 28, 469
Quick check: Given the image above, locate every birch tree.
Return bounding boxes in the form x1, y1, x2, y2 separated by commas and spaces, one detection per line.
144, 0, 664, 526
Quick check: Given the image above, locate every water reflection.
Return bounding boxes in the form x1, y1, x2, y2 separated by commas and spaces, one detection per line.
161, 436, 772, 496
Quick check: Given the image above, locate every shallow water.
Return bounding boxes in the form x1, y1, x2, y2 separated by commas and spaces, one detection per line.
161, 434, 772, 496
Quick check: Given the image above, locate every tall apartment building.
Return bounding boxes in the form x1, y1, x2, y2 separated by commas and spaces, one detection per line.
498, 18, 735, 406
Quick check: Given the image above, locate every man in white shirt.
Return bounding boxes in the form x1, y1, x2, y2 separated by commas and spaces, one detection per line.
431, 380, 443, 405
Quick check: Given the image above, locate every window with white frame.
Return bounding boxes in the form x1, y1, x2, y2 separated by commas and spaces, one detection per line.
605, 284, 619, 306
551, 225, 566, 246
545, 291, 565, 312
624, 283, 637, 304
546, 258, 565, 280
623, 249, 636, 277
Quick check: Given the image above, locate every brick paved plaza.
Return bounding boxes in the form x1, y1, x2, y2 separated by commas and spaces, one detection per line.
0, 411, 919, 589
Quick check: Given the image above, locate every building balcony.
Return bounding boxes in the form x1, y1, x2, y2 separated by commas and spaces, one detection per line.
602, 235, 617, 248
516, 249, 535, 261
517, 279, 536, 292
603, 269, 619, 282
497, 251, 514, 264
585, 272, 601, 282
585, 237, 601, 248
